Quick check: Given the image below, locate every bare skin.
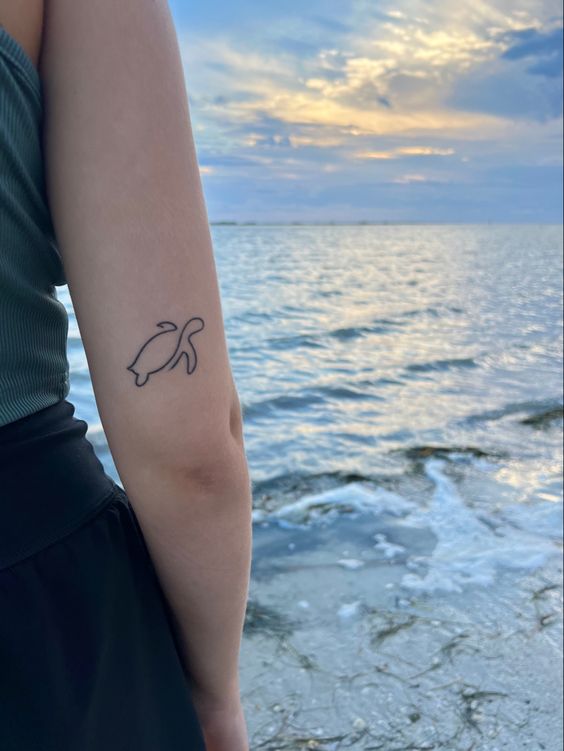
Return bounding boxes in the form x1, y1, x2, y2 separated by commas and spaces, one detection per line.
0, 0, 248, 751
0, 0, 44, 70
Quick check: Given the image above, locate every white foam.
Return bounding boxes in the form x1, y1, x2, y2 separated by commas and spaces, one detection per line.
338, 601, 362, 619
270, 482, 417, 527
400, 458, 560, 595
337, 558, 366, 570
252, 460, 561, 595
499, 500, 563, 540
373, 533, 406, 559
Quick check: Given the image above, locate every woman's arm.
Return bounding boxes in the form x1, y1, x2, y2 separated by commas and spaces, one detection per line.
40, 0, 252, 730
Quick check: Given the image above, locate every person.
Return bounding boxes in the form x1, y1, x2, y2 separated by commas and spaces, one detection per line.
0, 1, 253, 750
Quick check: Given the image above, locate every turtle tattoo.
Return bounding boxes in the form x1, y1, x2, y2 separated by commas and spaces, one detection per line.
127, 317, 205, 387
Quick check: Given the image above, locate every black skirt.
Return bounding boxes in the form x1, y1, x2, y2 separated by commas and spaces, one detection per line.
0, 399, 206, 751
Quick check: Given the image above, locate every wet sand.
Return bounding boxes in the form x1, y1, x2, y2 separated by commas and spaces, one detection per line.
241, 511, 563, 750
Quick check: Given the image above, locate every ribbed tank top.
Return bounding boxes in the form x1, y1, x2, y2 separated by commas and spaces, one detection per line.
0, 25, 70, 428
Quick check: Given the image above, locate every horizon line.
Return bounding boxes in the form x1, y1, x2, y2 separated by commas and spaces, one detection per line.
209, 220, 564, 226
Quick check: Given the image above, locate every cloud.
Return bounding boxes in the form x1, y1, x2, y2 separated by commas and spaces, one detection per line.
356, 147, 456, 159
171, 0, 563, 221
501, 26, 563, 78
393, 173, 430, 183
447, 23, 563, 120
183, 33, 508, 140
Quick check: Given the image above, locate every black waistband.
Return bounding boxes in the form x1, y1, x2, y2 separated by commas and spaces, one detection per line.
0, 399, 117, 570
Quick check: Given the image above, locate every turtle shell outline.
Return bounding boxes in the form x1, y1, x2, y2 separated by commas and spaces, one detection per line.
126, 317, 205, 387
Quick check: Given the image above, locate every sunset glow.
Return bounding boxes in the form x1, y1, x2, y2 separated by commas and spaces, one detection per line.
170, 0, 563, 222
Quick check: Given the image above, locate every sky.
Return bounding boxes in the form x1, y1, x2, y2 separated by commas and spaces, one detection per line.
168, 0, 563, 223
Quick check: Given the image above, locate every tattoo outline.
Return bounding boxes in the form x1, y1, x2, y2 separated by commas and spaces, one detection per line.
126, 317, 205, 387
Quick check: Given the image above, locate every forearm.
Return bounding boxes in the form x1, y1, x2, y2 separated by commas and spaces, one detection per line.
123, 441, 253, 702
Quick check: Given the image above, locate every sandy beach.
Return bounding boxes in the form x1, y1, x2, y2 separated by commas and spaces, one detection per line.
241, 471, 562, 750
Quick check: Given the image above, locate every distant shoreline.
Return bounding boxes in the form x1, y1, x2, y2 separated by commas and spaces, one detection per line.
209, 220, 563, 226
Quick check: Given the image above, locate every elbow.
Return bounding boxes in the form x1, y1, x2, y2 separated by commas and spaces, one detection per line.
171, 389, 248, 489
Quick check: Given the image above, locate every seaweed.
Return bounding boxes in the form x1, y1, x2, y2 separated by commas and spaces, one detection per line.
244, 598, 297, 638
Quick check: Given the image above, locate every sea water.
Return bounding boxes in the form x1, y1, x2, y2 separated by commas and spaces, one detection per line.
62, 223, 563, 747
64, 223, 562, 595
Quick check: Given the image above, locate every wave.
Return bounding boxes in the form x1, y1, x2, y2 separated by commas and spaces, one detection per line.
252, 455, 562, 595
242, 383, 383, 420
460, 398, 564, 427
405, 357, 478, 374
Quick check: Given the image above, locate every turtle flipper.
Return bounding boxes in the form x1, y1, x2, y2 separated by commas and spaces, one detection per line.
135, 372, 151, 387
168, 350, 192, 373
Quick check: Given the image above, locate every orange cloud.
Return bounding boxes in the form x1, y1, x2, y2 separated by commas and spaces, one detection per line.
356, 146, 456, 159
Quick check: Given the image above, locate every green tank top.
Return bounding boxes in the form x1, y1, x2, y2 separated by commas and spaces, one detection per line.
0, 26, 70, 428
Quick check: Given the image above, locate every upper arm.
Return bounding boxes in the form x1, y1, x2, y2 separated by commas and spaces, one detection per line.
40, 0, 243, 486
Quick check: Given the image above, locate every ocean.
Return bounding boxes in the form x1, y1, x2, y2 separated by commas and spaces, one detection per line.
62, 223, 563, 747
65, 223, 563, 590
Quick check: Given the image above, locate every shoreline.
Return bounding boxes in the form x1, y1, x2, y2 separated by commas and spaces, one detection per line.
241, 512, 563, 750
